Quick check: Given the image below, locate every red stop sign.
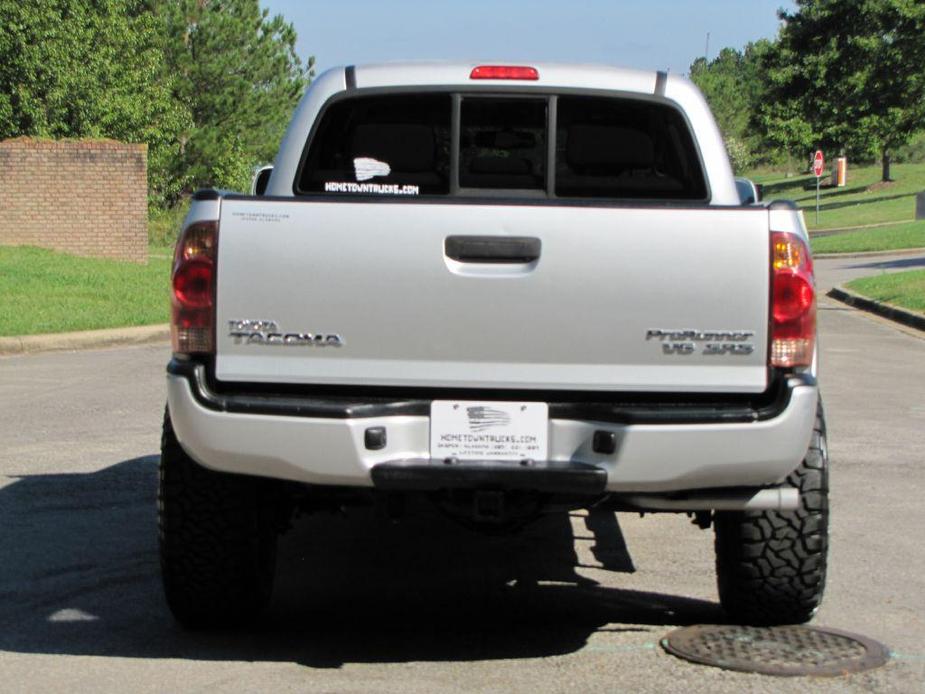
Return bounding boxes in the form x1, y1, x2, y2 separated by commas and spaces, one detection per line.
813, 150, 825, 177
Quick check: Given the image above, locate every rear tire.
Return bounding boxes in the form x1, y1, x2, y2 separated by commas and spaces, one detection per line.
158, 408, 277, 628
714, 403, 828, 625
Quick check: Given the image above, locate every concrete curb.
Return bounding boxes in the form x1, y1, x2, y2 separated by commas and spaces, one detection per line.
813, 247, 925, 259
827, 286, 925, 333
0, 323, 170, 356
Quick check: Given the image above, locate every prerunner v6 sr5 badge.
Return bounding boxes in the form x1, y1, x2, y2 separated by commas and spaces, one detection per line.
646, 328, 755, 356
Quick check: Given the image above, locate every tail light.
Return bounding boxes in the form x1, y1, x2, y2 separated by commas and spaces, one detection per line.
770, 231, 815, 368
470, 65, 539, 80
171, 220, 218, 355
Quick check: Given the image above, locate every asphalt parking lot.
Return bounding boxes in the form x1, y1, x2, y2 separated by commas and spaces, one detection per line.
1, 259, 924, 692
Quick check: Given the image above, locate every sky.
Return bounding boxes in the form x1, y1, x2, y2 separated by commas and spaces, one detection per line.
262, 0, 796, 77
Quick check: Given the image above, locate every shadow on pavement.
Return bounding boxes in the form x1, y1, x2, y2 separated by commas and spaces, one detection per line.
848, 256, 925, 271
0, 456, 722, 668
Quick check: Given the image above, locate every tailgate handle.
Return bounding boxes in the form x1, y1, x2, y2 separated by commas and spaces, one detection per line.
444, 236, 541, 264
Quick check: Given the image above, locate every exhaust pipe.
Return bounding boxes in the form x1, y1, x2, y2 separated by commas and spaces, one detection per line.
621, 487, 799, 512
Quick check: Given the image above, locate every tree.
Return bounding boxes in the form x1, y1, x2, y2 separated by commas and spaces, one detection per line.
689, 43, 770, 143
156, 0, 314, 194
689, 41, 773, 173
0, 0, 191, 204
757, 0, 925, 181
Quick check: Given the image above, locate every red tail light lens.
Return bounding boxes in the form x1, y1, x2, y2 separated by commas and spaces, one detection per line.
172, 220, 218, 355
470, 65, 539, 80
173, 259, 213, 309
770, 231, 815, 368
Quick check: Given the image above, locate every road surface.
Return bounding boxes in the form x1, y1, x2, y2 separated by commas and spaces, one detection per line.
1, 271, 923, 692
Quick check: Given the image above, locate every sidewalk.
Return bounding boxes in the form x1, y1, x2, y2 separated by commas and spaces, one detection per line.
809, 219, 915, 237
812, 250, 925, 296
814, 250, 925, 334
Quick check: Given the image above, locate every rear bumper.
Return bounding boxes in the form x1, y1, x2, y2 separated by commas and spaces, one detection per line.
371, 460, 608, 495
166, 361, 818, 496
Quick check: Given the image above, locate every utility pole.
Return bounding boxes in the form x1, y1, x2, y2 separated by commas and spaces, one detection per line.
705, 32, 710, 61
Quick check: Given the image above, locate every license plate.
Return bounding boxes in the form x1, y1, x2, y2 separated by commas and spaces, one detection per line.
430, 401, 548, 461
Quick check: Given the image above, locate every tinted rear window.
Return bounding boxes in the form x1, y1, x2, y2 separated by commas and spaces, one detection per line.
555, 96, 706, 199
459, 98, 547, 191
297, 91, 706, 201
298, 94, 451, 195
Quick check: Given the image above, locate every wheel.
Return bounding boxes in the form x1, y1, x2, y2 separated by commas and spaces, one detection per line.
158, 407, 277, 628
714, 403, 828, 625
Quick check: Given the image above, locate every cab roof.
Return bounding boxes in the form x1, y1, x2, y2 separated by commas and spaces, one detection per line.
348, 60, 675, 96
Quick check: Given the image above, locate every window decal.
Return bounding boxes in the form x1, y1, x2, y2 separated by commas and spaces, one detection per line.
353, 157, 391, 182
323, 181, 420, 195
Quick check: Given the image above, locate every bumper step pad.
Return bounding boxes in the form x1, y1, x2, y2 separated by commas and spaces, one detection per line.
371, 459, 607, 494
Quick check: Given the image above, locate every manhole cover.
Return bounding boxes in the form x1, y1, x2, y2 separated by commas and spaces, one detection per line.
661, 624, 889, 677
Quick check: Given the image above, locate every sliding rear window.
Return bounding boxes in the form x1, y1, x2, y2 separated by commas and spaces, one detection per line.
297, 91, 706, 201
459, 98, 547, 191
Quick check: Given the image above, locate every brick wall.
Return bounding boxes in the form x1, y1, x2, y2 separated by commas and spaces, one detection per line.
0, 138, 148, 263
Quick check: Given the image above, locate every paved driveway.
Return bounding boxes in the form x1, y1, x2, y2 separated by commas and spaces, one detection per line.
1, 284, 923, 692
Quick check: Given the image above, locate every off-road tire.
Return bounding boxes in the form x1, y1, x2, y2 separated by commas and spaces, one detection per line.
158, 408, 277, 628
714, 403, 828, 625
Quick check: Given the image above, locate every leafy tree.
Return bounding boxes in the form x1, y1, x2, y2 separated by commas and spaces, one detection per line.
757, 0, 925, 181
156, 0, 314, 194
0, 0, 191, 205
689, 41, 772, 172
690, 43, 769, 142
0, 1, 314, 204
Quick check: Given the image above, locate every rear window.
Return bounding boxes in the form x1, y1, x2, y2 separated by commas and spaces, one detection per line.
298, 94, 451, 195
297, 92, 706, 201
459, 98, 547, 191
555, 96, 706, 200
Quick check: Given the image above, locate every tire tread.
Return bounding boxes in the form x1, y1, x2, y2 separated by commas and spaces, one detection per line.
714, 403, 828, 625
158, 408, 276, 628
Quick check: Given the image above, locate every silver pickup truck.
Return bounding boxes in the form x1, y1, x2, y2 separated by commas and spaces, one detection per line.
161, 62, 827, 628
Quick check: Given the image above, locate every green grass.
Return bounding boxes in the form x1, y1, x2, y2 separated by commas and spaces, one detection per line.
810, 220, 925, 254
846, 270, 925, 314
747, 162, 925, 230
0, 246, 171, 336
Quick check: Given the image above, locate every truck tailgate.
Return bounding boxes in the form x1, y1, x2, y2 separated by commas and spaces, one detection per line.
215, 199, 770, 393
